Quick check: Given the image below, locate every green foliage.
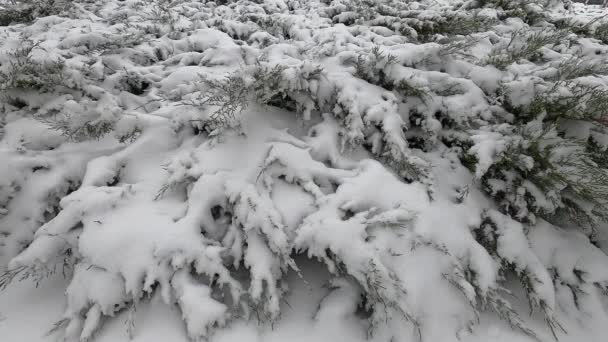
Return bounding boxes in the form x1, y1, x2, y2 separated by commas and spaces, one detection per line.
486, 29, 570, 69
0, 248, 74, 290
395, 79, 428, 101
0, 40, 66, 92
118, 71, 150, 96
250, 64, 289, 105
512, 81, 608, 125
437, 35, 483, 59
247, 15, 291, 39
0, 0, 71, 26
410, 12, 495, 42
117, 125, 143, 144
352, 46, 398, 89
593, 21, 608, 44
475, 213, 566, 340
472, 0, 550, 25
141, 0, 180, 25
473, 122, 608, 236
0, 6, 33, 26
183, 62, 325, 133
72, 31, 146, 55
182, 72, 250, 133
486, 62, 608, 233
483, 288, 541, 340
587, 136, 608, 169
546, 57, 608, 81
40, 114, 116, 142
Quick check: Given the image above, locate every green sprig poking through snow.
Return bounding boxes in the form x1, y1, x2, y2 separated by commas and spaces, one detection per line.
0, 40, 66, 92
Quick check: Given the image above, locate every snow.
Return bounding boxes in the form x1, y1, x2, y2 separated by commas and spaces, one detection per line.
171, 269, 229, 340
3, 257, 608, 342
572, 2, 608, 19
1, 0, 608, 342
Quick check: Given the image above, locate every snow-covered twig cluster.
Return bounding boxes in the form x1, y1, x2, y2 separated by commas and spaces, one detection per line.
2, 0, 608, 341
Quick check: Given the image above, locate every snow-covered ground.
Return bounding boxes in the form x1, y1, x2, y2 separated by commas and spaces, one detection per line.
2, 258, 606, 342
2, 1, 608, 342
572, 2, 608, 19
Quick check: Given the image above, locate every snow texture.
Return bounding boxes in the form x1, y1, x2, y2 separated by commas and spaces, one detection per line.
1, 1, 608, 342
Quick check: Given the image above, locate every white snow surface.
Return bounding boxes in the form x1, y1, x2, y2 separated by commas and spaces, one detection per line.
572, 2, 608, 19
1, 1, 608, 342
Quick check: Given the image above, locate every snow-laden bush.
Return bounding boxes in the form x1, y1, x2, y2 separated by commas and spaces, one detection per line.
2, 0, 608, 341
0, 0, 73, 26
0, 40, 67, 92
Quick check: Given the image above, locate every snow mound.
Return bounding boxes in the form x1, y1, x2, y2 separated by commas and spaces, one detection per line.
1, 1, 608, 342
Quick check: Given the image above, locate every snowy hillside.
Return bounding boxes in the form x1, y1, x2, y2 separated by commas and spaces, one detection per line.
572, 2, 608, 19
1, 0, 608, 342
